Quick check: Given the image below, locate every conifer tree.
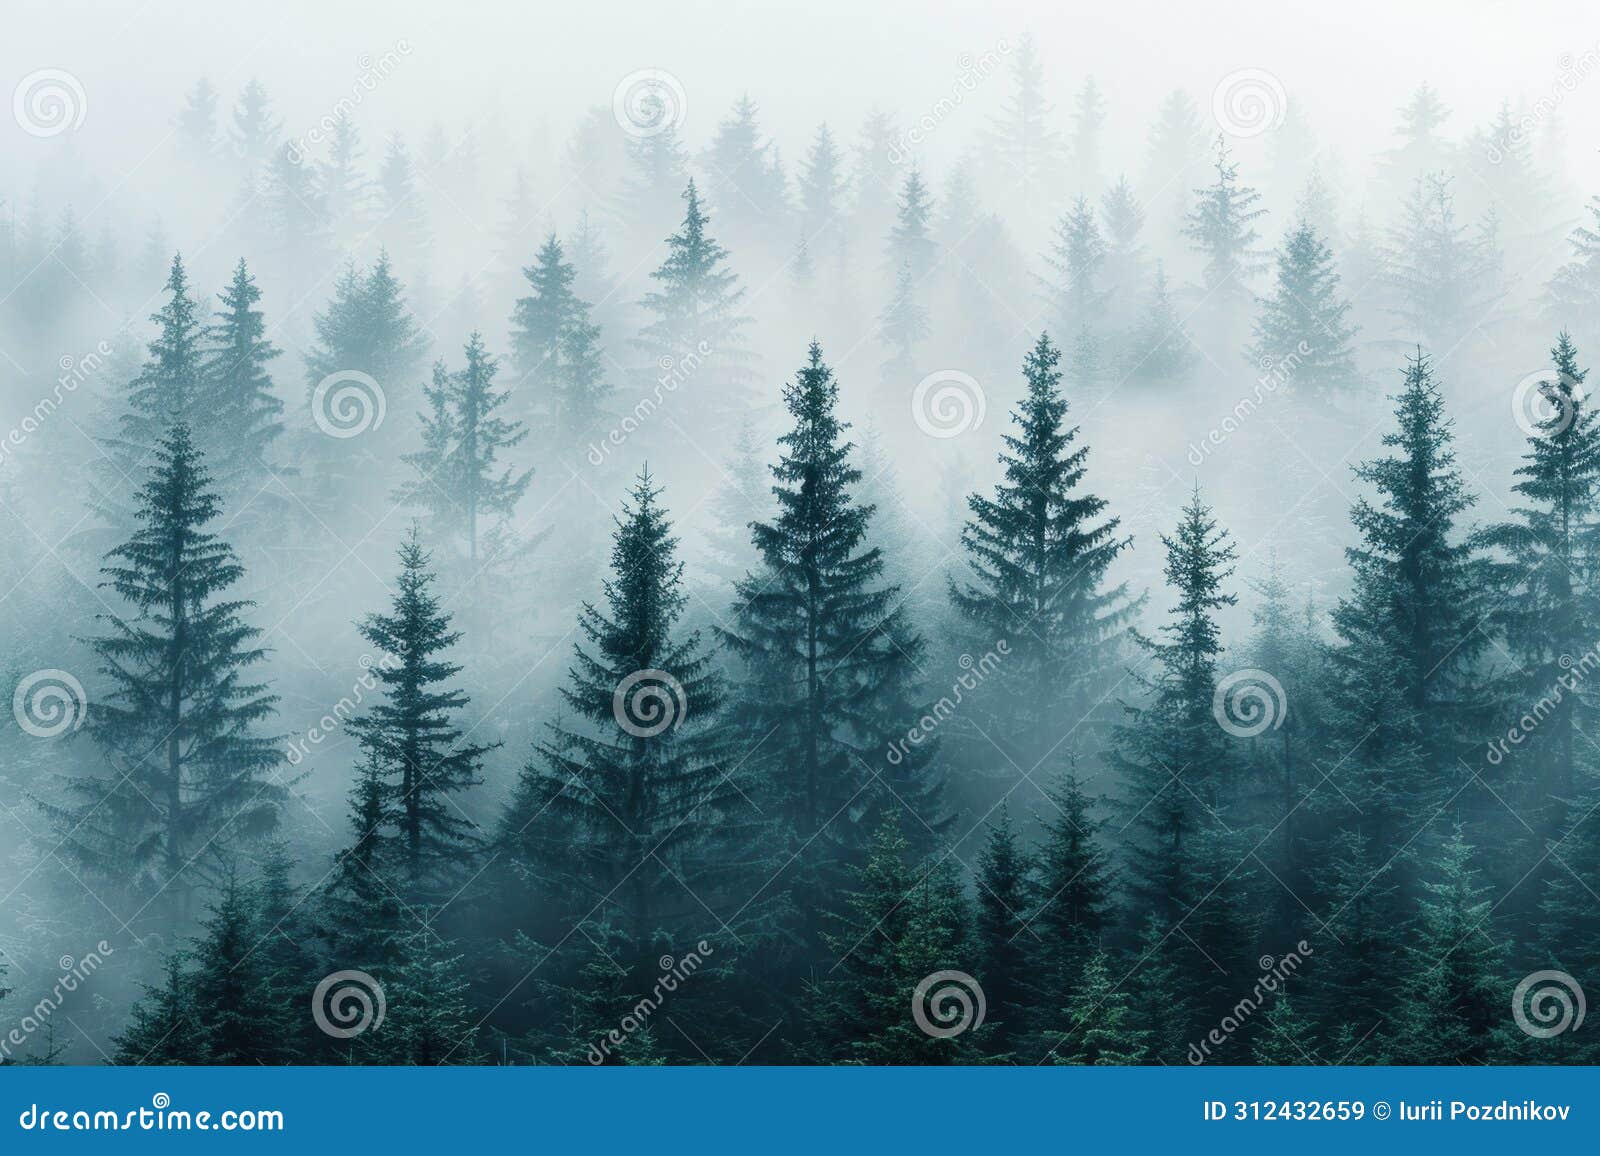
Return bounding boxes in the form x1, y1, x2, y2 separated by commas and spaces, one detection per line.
53, 424, 284, 917
176, 79, 219, 159
1391, 829, 1507, 1064
115, 253, 205, 458
1053, 949, 1148, 1064
637, 181, 756, 427
722, 343, 939, 928
501, 471, 727, 945
799, 123, 846, 244
983, 31, 1063, 211
1248, 219, 1358, 401
878, 262, 928, 385
973, 806, 1031, 1043
113, 955, 201, 1064
346, 531, 496, 901
319, 117, 372, 240
1386, 174, 1494, 359
1127, 261, 1194, 381
510, 233, 581, 395
202, 258, 283, 496
398, 333, 532, 567
1143, 89, 1208, 233
887, 166, 936, 280
1484, 333, 1600, 805
1332, 351, 1485, 808
1250, 990, 1319, 1064
1027, 774, 1115, 1010
950, 333, 1136, 772
806, 817, 981, 1063
371, 928, 482, 1064
1184, 135, 1267, 306
376, 134, 430, 271
191, 870, 284, 1063
229, 78, 281, 174
1043, 197, 1109, 346
1544, 196, 1600, 349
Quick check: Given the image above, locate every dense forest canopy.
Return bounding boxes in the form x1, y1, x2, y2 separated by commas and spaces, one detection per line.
2, 1, 1600, 1066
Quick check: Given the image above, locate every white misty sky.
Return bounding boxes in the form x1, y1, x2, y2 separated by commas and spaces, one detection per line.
4, 0, 1599, 190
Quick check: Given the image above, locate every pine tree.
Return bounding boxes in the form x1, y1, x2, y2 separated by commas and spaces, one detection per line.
1391, 828, 1508, 1064
1251, 990, 1320, 1064
52, 424, 284, 918
637, 181, 756, 428
1380, 83, 1453, 203
1144, 90, 1209, 234
806, 817, 982, 1063
887, 166, 936, 280
501, 471, 727, 944
983, 31, 1063, 212
1184, 135, 1267, 305
202, 258, 284, 497
191, 869, 284, 1063
973, 806, 1031, 1043
1484, 333, 1600, 806
175, 78, 219, 159
376, 134, 430, 271
319, 117, 371, 240
951, 333, 1136, 772
1386, 173, 1494, 359
1053, 949, 1148, 1064
116, 253, 206, 457
1127, 261, 1194, 381
398, 333, 532, 568
799, 123, 846, 244
1027, 774, 1115, 1014
1247, 219, 1358, 401
702, 95, 788, 252
721, 342, 939, 932
371, 928, 482, 1064
1043, 197, 1109, 342
1544, 196, 1600, 350
113, 954, 202, 1064
878, 262, 928, 385
1109, 488, 1253, 1014
619, 121, 691, 255
510, 233, 581, 396
1333, 351, 1486, 809
1068, 77, 1108, 194
346, 531, 496, 901
229, 78, 280, 173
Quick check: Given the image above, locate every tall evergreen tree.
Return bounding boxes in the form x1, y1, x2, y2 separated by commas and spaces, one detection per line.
1043, 197, 1109, 341
886, 166, 936, 280
345, 531, 496, 901
202, 258, 284, 497
1247, 219, 1358, 401
52, 424, 284, 919
1184, 135, 1267, 306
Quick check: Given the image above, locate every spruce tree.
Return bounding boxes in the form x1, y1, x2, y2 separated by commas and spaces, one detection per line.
1544, 196, 1600, 349
1247, 219, 1358, 401
1386, 174, 1494, 359
886, 166, 936, 280
983, 31, 1063, 210
202, 258, 284, 497
1043, 196, 1108, 338
113, 954, 201, 1064
1184, 135, 1267, 306
53, 424, 284, 919
398, 333, 532, 567
190, 869, 284, 1063
637, 181, 756, 429
950, 333, 1136, 775
509, 233, 581, 398
1053, 949, 1148, 1064
1143, 89, 1208, 234
1127, 261, 1194, 382
1027, 774, 1115, 1013
346, 530, 496, 901
799, 123, 846, 244
878, 262, 928, 386
229, 78, 281, 173
805, 817, 982, 1063
973, 805, 1031, 1044
721, 342, 940, 931
500, 471, 727, 945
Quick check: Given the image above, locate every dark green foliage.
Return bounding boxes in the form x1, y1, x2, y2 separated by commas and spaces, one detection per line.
1248, 220, 1358, 400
